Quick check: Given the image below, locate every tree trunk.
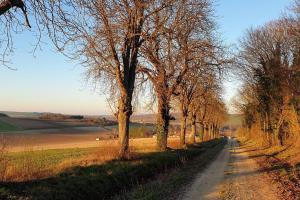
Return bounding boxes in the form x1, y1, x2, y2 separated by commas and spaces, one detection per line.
204, 123, 208, 141
213, 124, 217, 138
200, 122, 205, 142
190, 114, 196, 144
180, 108, 188, 148
207, 124, 211, 140
118, 95, 132, 158
156, 93, 170, 151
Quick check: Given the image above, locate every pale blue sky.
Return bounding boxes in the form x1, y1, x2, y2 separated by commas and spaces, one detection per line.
0, 0, 293, 115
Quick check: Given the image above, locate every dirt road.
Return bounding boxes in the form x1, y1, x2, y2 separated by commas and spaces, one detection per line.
182, 138, 280, 200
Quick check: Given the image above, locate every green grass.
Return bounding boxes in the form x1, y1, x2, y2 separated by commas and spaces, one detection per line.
0, 120, 20, 132
0, 139, 226, 200
129, 124, 155, 138
7, 147, 96, 169
106, 123, 156, 138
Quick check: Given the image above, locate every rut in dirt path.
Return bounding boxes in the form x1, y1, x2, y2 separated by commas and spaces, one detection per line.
181, 139, 280, 200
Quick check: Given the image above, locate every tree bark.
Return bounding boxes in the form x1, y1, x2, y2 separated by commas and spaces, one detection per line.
180, 109, 188, 148
190, 114, 197, 144
208, 124, 212, 140
156, 93, 170, 151
211, 124, 214, 139
0, 0, 30, 27
200, 122, 205, 142
212, 124, 217, 138
203, 123, 208, 141
118, 94, 133, 158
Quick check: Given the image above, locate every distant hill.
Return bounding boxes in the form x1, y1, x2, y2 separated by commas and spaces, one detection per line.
0, 113, 8, 117
0, 111, 44, 118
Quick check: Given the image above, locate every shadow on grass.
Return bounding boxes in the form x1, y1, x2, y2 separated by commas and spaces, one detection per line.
0, 139, 224, 200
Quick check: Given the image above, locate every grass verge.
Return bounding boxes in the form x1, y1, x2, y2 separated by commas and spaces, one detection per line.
0, 138, 226, 200
113, 138, 227, 200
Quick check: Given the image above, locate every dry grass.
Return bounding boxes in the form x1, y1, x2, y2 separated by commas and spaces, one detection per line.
237, 126, 300, 164
0, 135, 9, 181
0, 137, 184, 182
2, 139, 225, 200
57, 137, 183, 172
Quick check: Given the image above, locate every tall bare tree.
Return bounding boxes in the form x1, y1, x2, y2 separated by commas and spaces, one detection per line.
176, 72, 201, 147
31, 0, 173, 157
238, 13, 300, 145
139, 0, 216, 150
177, 68, 216, 146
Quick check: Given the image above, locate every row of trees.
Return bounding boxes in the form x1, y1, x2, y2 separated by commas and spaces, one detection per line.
236, 0, 300, 146
1, 0, 228, 157
176, 68, 227, 147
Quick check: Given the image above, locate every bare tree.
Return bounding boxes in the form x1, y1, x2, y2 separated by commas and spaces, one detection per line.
139, 0, 216, 150
238, 14, 300, 145
176, 72, 200, 147
31, 0, 173, 158
0, 0, 34, 66
189, 76, 222, 143
177, 67, 216, 146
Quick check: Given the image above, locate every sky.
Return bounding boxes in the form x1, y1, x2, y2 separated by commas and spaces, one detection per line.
0, 0, 294, 115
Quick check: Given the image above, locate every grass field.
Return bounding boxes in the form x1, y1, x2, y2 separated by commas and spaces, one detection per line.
8, 147, 96, 170
0, 138, 226, 200
0, 120, 20, 132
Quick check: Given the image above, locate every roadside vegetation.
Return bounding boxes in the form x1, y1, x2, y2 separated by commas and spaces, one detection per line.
234, 0, 300, 198
0, 138, 226, 200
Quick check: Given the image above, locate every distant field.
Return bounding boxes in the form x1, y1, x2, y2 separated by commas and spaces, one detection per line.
0, 111, 43, 118
224, 114, 243, 128
0, 120, 20, 132
0, 116, 99, 131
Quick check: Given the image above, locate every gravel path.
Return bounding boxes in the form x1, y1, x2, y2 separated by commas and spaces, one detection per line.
182, 138, 280, 200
